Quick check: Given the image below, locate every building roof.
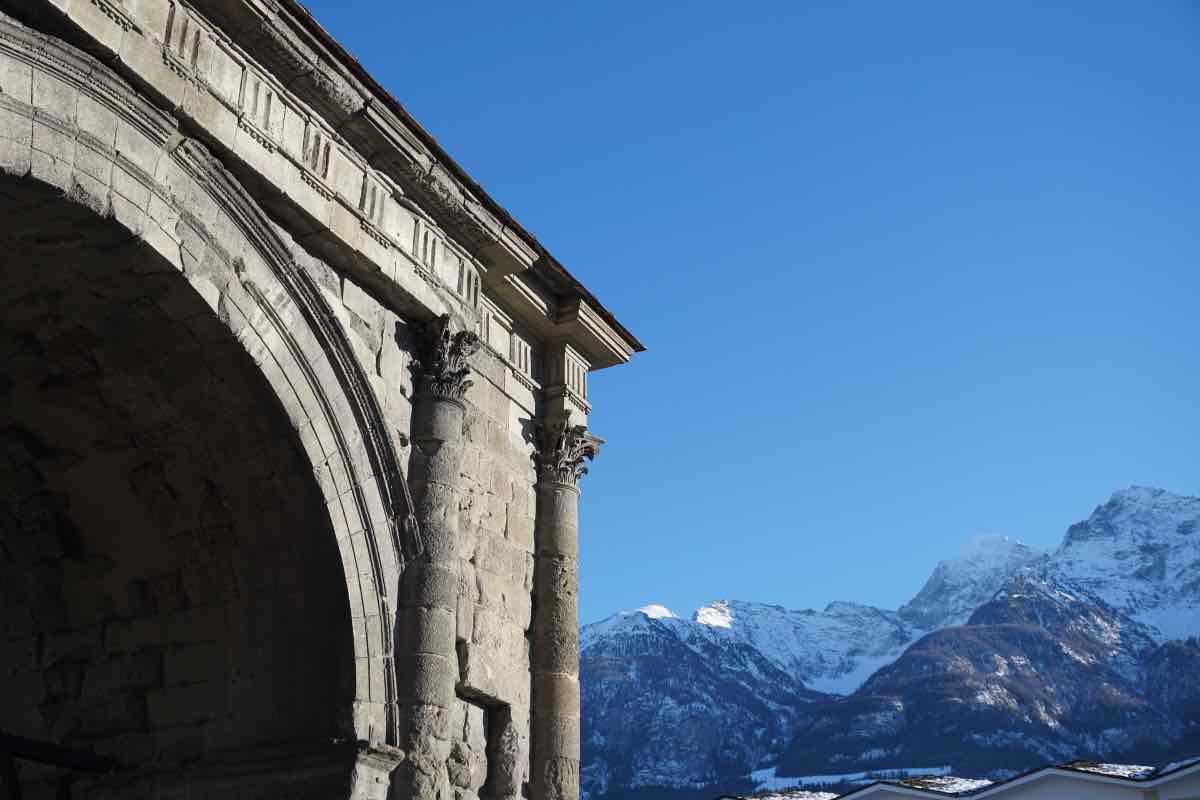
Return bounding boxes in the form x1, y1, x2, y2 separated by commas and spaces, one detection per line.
1056, 760, 1156, 780
840, 756, 1200, 798
890, 776, 992, 795
727, 755, 1200, 800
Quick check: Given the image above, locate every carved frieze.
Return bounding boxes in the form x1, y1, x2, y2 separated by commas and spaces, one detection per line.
413, 314, 481, 401
537, 418, 603, 487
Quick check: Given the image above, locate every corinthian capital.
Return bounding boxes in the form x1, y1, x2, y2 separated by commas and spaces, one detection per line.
413, 314, 481, 401
537, 418, 604, 487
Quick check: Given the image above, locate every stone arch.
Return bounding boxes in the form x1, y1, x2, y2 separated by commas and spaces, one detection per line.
0, 12, 406, 792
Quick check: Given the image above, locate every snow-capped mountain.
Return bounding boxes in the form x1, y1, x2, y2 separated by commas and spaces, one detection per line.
580, 604, 822, 798
1045, 486, 1200, 640
898, 536, 1043, 629
776, 572, 1173, 780
580, 487, 1200, 799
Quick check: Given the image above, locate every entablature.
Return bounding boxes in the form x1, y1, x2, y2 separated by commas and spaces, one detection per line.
189, 0, 643, 368
17, 0, 642, 384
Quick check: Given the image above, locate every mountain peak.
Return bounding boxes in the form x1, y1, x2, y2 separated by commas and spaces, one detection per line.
960, 534, 1034, 560
581, 487, 1200, 799
1051, 486, 1200, 640
694, 600, 734, 628
898, 536, 1043, 630
637, 603, 677, 620
1108, 485, 1177, 504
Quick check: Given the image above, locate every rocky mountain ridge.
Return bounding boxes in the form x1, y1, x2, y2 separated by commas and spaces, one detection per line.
580, 487, 1200, 799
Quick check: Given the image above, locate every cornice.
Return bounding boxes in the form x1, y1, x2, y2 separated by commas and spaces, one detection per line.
205, 0, 644, 360
16, 0, 642, 372
555, 296, 635, 369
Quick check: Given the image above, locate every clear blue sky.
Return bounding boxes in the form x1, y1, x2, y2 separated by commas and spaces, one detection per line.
302, 0, 1200, 624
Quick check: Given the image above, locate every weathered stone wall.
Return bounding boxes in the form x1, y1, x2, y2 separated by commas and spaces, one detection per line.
307, 247, 543, 797
453, 350, 541, 799
0, 173, 355, 798
0, 0, 639, 796
0, 12, 405, 793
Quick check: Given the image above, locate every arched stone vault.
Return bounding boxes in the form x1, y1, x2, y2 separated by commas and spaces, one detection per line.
1, 172, 360, 792
0, 7, 408, 762
0, 0, 644, 797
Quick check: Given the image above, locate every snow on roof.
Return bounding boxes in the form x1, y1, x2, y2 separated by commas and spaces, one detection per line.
1062, 761, 1156, 779
741, 792, 838, 800
727, 755, 1200, 800
893, 776, 993, 795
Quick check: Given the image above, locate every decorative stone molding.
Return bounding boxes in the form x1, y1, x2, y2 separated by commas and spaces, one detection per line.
92, 0, 140, 33
537, 418, 604, 487
0, 12, 414, 745
19, 0, 642, 385
413, 314, 481, 401
510, 366, 539, 393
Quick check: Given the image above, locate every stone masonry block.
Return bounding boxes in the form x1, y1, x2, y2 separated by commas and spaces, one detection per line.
531, 628, 579, 677
477, 570, 533, 631
379, 340, 410, 390
64, 0, 127, 54
118, 30, 190, 114
164, 604, 228, 646
482, 494, 507, 535
43, 626, 101, 665
394, 652, 455, 706
505, 507, 535, 552
163, 642, 224, 686
474, 536, 529, 583
32, 71, 77, 125
456, 594, 475, 646
0, 52, 32, 103
350, 748, 403, 800
0, 636, 39, 674
396, 606, 456, 657
145, 682, 222, 728
82, 651, 163, 700
401, 563, 459, 610
469, 606, 507, 652
114, 119, 162, 179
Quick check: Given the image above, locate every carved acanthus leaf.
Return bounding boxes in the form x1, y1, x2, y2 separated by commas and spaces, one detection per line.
537, 419, 603, 487
413, 314, 481, 401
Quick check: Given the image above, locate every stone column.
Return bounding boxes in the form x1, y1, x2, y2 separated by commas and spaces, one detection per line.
395, 314, 480, 799
530, 418, 603, 800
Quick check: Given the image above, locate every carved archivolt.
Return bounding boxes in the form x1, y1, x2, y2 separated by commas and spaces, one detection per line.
0, 11, 406, 745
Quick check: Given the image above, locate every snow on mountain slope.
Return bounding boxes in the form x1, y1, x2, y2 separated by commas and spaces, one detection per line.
1046, 487, 1200, 641
580, 487, 1200, 798
580, 606, 820, 795
899, 536, 1043, 629
684, 600, 918, 695
585, 534, 1047, 705
776, 570, 1178, 781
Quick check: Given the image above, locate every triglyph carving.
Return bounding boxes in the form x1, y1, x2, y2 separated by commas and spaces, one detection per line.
413, 314, 481, 401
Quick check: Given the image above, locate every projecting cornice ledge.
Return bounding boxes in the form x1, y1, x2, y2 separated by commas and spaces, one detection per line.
189, 0, 541, 281
555, 297, 635, 369
219, 0, 643, 358
12, 0, 643, 366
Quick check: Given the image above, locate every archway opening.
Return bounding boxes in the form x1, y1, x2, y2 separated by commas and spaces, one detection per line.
0, 175, 354, 794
